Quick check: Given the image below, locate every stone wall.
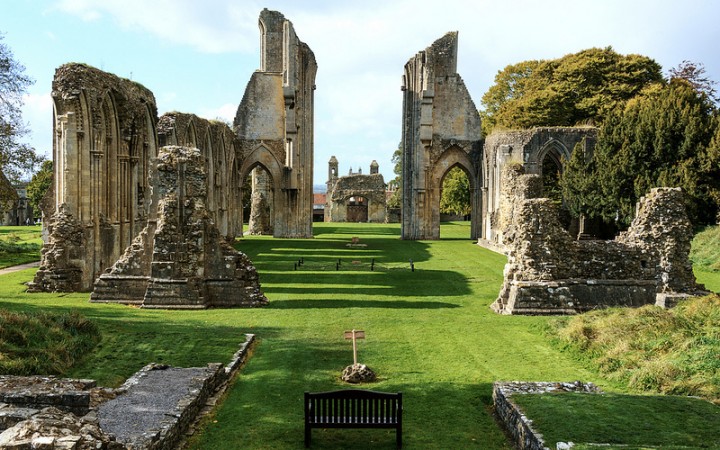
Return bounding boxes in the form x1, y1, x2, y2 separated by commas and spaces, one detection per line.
492, 169, 704, 314
90, 146, 267, 308
493, 381, 601, 450
235, 8, 316, 238
401, 32, 483, 240
0, 335, 255, 450
29, 63, 158, 292
482, 127, 597, 244
30, 8, 316, 294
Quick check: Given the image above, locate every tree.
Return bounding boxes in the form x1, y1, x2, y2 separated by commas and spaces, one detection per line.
479, 60, 541, 136
0, 33, 42, 183
26, 159, 52, 215
480, 47, 663, 134
561, 78, 719, 226
386, 145, 402, 209
440, 167, 471, 217
668, 60, 719, 104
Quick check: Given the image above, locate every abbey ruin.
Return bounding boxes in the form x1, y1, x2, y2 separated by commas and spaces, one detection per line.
23, 8, 703, 314
29, 9, 314, 307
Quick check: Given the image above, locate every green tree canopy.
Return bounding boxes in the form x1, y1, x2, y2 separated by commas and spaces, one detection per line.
0, 33, 42, 183
26, 159, 52, 215
480, 47, 663, 135
561, 78, 719, 226
386, 145, 402, 209
440, 167, 470, 217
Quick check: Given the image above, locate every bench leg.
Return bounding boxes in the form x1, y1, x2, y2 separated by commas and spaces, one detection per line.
396, 427, 402, 449
305, 424, 311, 447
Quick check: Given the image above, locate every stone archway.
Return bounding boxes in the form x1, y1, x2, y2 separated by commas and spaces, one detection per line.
401, 32, 483, 240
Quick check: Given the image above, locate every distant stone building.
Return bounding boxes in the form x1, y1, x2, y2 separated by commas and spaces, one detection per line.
0, 173, 33, 226
325, 157, 387, 223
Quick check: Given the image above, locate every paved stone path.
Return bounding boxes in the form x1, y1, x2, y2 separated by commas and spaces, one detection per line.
0, 261, 40, 276
97, 365, 218, 448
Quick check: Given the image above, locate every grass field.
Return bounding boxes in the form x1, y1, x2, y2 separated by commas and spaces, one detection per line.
0, 225, 43, 269
0, 222, 718, 449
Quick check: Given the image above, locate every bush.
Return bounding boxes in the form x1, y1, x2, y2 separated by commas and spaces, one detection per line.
547, 295, 720, 403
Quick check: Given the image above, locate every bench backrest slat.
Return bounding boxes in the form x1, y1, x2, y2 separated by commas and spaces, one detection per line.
305, 390, 401, 425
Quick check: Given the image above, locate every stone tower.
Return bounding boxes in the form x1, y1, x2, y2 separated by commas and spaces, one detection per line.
370, 160, 379, 174
401, 32, 483, 240
234, 9, 317, 238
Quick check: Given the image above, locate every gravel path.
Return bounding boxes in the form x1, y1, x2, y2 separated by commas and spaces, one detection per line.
0, 261, 40, 276
97, 367, 211, 448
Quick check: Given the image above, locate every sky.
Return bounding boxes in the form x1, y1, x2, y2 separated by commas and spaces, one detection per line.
4, 0, 720, 186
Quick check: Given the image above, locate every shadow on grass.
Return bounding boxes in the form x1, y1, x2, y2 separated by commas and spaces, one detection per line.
312, 224, 400, 237
266, 299, 460, 309
259, 269, 472, 297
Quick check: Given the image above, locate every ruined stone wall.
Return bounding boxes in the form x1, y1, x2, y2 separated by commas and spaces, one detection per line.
235, 8, 316, 238
247, 168, 273, 235
492, 181, 703, 314
30, 9, 315, 294
30, 63, 158, 292
401, 32, 483, 240
157, 112, 241, 238
90, 146, 267, 308
481, 127, 597, 244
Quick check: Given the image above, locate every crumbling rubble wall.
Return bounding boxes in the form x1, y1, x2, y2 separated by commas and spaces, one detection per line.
481, 127, 597, 245
492, 166, 702, 314
91, 146, 267, 308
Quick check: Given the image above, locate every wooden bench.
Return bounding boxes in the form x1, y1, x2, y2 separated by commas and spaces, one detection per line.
304, 389, 403, 448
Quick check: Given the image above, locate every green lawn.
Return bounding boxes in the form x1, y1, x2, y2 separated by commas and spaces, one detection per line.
513, 393, 720, 449
0, 225, 42, 268
0, 222, 717, 449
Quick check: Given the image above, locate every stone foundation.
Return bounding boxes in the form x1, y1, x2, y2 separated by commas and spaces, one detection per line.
0, 335, 255, 449
492, 166, 705, 314
493, 381, 601, 450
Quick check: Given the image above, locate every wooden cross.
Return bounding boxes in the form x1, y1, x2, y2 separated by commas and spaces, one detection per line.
343, 329, 365, 365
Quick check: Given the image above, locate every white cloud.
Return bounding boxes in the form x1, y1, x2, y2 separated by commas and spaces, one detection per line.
22, 92, 54, 158
197, 103, 237, 124
53, 0, 261, 53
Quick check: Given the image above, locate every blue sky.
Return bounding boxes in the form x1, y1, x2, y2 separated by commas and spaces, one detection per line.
4, 0, 720, 185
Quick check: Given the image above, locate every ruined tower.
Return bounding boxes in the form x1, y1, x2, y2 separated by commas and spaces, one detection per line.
401, 32, 483, 240
234, 8, 317, 238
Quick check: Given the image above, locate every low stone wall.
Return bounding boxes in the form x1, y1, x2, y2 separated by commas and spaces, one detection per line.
493, 381, 601, 450
0, 334, 255, 449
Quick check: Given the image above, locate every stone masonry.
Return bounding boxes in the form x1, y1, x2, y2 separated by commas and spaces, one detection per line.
234, 8, 316, 238
90, 146, 267, 308
401, 32, 483, 240
325, 158, 387, 223
492, 164, 704, 314
30, 9, 315, 296
481, 127, 597, 245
